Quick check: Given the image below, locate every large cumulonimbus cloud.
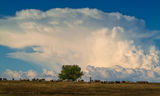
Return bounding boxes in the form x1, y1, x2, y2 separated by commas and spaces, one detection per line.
1, 8, 160, 81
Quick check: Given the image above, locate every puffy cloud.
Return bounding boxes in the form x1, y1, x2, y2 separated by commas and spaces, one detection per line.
2, 69, 37, 80
0, 8, 160, 81
27, 70, 37, 79
85, 65, 160, 82
1, 69, 57, 80
41, 69, 58, 80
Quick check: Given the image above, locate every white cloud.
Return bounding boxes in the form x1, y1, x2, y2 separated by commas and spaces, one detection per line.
2, 69, 37, 80
2, 69, 57, 80
0, 8, 160, 81
40, 69, 58, 80
2, 69, 23, 79
27, 70, 37, 79
85, 65, 160, 81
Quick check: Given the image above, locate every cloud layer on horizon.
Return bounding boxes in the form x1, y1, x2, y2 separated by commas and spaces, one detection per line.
1, 8, 160, 81
1, 69, 57, 80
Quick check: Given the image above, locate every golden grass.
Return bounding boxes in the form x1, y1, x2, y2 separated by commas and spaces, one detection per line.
0, 81, 160, 96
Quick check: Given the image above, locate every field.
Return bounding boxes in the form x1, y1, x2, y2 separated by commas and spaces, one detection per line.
0, 81, 160, 96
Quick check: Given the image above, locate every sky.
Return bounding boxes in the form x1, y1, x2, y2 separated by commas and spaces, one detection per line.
0, 0, 160, 81
0, 0, 160, 30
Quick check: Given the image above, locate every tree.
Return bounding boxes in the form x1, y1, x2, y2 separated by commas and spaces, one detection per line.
58, 65, 83, 81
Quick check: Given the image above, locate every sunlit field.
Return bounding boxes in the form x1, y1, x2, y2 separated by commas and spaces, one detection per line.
0, 81, 160, 96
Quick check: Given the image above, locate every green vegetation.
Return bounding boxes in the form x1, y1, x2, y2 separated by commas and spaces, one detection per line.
0, 81, 160, 96
58, 65, 83, 81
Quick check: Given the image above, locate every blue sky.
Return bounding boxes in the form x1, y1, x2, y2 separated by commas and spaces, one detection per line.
0, 0, 160, 81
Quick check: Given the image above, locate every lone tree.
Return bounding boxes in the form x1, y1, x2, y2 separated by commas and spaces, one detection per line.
58, 65, 83, 81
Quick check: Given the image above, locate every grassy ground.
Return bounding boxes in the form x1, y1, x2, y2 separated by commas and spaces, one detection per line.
0, 81, 160, 96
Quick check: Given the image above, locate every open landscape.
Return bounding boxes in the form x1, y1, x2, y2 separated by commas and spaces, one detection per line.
0, 0, 160, 96
0, 81, 160, 96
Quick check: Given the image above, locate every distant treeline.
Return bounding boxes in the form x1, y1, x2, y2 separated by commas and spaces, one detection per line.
0, 77, 150, 84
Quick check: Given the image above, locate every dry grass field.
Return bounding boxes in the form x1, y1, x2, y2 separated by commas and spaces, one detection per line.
0, 81, 160, 96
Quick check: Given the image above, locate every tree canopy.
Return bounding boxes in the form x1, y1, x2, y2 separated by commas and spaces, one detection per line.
58, 65, 83, 81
